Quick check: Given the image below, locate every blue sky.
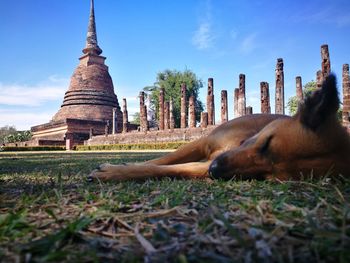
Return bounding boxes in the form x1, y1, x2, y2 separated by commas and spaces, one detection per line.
0, 0, 349, 130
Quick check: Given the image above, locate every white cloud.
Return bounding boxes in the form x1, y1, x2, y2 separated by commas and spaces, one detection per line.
192, 0, 216, 50
0, 76, 68, 107
0, 109, 55, 130
192, 22, 215, 50
239, 33, 258, 54
293, 7, 350, 27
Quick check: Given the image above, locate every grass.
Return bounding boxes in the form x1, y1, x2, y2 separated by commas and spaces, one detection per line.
0, 151, 349, 262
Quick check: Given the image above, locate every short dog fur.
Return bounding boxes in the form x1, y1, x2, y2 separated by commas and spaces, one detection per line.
89, 74, 350, 181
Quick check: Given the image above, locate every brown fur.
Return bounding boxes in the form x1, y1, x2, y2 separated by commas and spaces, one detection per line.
89, 74, 350, 181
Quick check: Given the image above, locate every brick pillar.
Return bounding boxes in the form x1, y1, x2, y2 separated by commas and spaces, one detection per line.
221, 90, 228, 123
112, 108, 117, 134
180, 83, 187, 128
207, 78, 215, 125
169, 99, 175, 130
316, 70, 323, 89
238, 74, 246, 117
159, 88, 165, 130
343, 64, 350, 131
89, 128, 93, 139
122, 98, 128, 133
275, 58, 285, 115
164, 101, 170, 130
189, 95, 196, 128
296, 76, 303, 102
139, 91, 148, 132
234, 88, 239, 118
201, 112, 208, 128
260, 82, 271, 114
321, 44, 331, 80
246, 106, 253, 115
65, 133, 74, 150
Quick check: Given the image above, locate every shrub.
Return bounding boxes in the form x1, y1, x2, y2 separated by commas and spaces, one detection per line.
76, 142, 187, 151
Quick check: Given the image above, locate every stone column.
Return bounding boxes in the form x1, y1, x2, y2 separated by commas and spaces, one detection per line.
122, 98, 128, 133
139, 91, 148, 132
321, 44, 331, 80
316, 70, 323, 89
201, 112, 208, 128
207, 78, 215, 125
180, 83, 187, 128
169, 99, 175, 130
234, 88, 239, 118
221, 90, 228, 123
159, 88, 165, 130
275, 58, 285, 115
164, 101, 170, 130
112, 108, 117, 134
238, 74, 246, 116
296, 76, 303, 102
260, 82, 271, 114
89, 128, 93, 139
189, 95, 196, 128
343, 64, 350, 131
246, 106, 253, 115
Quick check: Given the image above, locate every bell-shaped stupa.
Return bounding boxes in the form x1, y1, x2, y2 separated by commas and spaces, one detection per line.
52, 0, 122, 123
31, 0, 122, 147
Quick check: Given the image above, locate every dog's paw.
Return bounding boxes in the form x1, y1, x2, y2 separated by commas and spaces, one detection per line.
87, 163, 128, 182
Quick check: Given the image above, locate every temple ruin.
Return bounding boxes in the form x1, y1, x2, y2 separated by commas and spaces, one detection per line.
260, 82, 271, 114
275, 58, 285, 115
30, 0, 122, 148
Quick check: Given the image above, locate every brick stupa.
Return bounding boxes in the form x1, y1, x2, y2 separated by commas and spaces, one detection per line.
31, 0, 122, 147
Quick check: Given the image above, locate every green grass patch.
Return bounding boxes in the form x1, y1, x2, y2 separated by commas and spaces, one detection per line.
1, 152, 349, 262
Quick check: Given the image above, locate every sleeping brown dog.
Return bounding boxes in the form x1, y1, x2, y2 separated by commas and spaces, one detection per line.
89, 74, 350, 181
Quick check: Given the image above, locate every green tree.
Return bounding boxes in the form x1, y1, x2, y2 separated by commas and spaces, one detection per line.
0, 126, 17, 144
144, 69, 204, 127
287, 81, 317, 115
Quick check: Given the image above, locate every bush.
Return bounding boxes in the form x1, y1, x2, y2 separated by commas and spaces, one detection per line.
76, 142, 187, 151
1, 146, 66, 152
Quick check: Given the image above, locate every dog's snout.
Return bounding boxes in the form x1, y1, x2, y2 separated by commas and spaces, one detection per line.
209, 158, 227, 179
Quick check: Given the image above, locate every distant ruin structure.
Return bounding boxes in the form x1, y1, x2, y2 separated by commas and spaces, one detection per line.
122, 98, 128, 133
201, 112, 208, 128
159, 88, 165, 130
139, 91, 148, 132
180, 83, 187, 128
189, 95, 196, 128
237, 74, 246, 117
296, 76, 303, 102
246, 106, 253, 115
343, 64, 350, 131
164, 102, 170, 130
207, 78, 215, 125
321, 44, 331, 80
221, 90, 228, 123
169, 99, 175, 130
275, 58, 285, 115
234, 88, 239, 117
260, 82, 271, 114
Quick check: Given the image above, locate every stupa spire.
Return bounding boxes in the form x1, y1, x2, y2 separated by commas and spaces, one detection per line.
83, 0, 102, 55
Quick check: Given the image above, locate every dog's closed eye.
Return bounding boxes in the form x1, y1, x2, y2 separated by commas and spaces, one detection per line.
259, 135, 273, 154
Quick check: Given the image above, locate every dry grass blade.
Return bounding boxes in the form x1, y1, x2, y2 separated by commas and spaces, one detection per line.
134, 223, 156, 254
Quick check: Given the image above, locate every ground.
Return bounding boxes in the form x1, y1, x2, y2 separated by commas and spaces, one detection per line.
0, 151, 349, 262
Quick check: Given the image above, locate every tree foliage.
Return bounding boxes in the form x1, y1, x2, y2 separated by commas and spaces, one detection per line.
0, 126, 32, 144
287, 81, 317, 116
144, 69, 204, 127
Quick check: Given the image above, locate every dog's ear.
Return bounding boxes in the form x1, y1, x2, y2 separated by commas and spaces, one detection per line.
297, 74, 339, 131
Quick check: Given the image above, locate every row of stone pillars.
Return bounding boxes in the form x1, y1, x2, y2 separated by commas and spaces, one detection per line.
112, 44, 349, 134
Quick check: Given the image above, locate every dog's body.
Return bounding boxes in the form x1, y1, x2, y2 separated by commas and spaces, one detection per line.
90, 74, 350, 181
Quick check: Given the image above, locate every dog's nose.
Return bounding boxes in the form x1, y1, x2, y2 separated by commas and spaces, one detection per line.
209, 159, 224, 179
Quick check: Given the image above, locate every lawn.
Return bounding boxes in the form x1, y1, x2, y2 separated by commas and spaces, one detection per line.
0, 151, 349, 262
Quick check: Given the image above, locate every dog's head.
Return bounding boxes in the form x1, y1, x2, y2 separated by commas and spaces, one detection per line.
209, 74, 350, 180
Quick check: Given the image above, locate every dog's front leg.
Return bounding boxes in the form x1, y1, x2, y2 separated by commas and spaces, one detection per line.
88, 161, 211, 182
